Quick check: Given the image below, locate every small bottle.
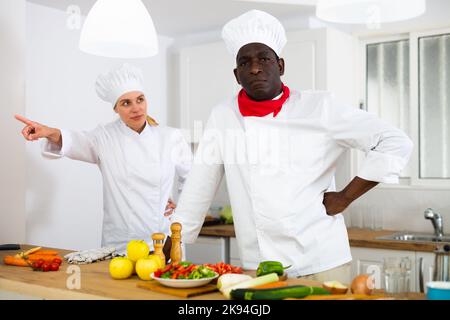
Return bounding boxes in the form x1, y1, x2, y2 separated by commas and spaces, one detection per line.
170, 222, 182, 264
151, 233, 166, 268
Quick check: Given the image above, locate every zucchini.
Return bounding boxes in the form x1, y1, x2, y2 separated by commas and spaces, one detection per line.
230, 285, 330, 300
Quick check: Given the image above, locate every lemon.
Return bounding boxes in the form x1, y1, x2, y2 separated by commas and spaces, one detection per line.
136, 255, 161, 281
148, 254, 164, 269
109, 257, 134, 280
126, 240, 150, 263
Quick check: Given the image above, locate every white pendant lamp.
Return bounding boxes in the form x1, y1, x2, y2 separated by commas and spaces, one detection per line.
79, 0, 159, 58
316, 0, 426, 24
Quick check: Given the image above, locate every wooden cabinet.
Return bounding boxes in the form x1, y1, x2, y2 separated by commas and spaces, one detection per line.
351, 247, 436, 292
230, 237, 242, 267
350, 247, 416, 291
185, 236, 228, 264
415, 252, 435, 293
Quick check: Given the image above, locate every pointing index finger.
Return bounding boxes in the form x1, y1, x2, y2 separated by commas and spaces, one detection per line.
14, 114, 34, 126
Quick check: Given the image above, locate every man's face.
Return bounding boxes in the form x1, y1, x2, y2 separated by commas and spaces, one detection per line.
234, 42, 285, 101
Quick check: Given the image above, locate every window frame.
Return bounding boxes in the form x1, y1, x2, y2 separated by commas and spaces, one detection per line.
356, 28, 450, 190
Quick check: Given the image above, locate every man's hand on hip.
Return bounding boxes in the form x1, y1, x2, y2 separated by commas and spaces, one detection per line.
322, 191, 353, 216
323, 176, 379, 216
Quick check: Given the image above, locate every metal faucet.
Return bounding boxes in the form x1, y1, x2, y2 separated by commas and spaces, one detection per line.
424, 208, 444, 239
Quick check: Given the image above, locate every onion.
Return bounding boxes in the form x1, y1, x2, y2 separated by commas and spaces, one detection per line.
323, 280, 349, 294
351, 274, 374, 295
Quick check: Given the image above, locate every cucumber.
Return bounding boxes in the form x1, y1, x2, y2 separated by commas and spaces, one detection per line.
230, 285, 330, 300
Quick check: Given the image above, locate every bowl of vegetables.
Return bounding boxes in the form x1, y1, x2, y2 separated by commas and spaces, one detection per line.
151, 261, 219, 288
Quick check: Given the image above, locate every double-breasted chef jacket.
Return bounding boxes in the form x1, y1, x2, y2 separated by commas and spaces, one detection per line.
172, 90, 413, 277
43, 118, 192, 253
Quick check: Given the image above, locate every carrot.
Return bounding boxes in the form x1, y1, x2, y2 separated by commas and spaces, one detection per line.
30, 250, 59, 256
252, 281, 289, 289
27, 255, 62, 263
3, 256, 31, 267
14, 246, 42, 258
23, 247, 42, 256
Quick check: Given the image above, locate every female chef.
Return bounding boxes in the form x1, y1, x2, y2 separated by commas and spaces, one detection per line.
15, 63, 192, 253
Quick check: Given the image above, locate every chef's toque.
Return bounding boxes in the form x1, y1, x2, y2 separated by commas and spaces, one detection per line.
221, 9, 287, 58
95, 63, 145, 107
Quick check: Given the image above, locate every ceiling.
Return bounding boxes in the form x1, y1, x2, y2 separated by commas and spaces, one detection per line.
28, 0, 450, 38
27, 0, 316, 37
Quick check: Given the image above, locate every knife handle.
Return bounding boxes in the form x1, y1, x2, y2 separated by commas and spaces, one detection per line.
0, 244, 21, 251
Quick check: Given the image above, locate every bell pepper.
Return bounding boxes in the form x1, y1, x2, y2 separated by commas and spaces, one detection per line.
179, 261, 192, 268
256, 261, 291, 277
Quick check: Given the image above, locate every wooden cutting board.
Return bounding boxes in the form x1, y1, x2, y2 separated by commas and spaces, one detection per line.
137, 280, 219, 298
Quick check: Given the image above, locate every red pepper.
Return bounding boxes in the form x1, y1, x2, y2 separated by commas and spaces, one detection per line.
186, 264, 195, 273
161, 263, 172, 273
178, 266, 186, 273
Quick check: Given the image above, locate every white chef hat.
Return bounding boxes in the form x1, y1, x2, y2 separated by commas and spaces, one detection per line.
95, 63, 145, 107
221, 9, 287, 58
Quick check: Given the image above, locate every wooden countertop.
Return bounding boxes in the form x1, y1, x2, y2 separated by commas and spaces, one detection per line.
199, 225, 439, 252
347, 228, 438, 252
0, 245, 324, 300
0, 245, 425, 300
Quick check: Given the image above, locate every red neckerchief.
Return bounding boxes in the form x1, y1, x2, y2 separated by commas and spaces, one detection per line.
238, 83, 290, 117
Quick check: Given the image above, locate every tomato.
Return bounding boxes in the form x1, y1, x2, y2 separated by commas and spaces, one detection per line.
35, 259, 45, 268
203, 263, 242, 275
50, 263, 60, 271
52, 257, 63, 265
232, 266, 243, 274
31, 261, 41, 270
154, 270, 162, 278
41, 263, 50, 272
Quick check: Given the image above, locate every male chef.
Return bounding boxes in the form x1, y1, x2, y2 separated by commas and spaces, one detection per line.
170, 10, 413, 282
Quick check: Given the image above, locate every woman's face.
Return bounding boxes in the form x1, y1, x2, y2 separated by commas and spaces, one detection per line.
114, 91, 148, 133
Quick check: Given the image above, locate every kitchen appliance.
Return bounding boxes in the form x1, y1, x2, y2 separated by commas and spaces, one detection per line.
0, 244, 20, 251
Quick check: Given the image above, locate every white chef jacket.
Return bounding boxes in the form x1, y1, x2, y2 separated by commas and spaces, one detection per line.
172, 90, 413, 277
42, 118, 192, 253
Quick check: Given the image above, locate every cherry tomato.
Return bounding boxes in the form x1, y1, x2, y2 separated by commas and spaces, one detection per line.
52, 257, 63, 265
154, 270, 162, 278
50, 262, 60, 271
41, 263, 50, 272
35, 259, 45, 268
31, 261, 41, 270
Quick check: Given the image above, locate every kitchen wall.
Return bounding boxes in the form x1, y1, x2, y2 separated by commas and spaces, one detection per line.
349, 187, 450, 234
24, 2, 173, 250
0, 0, 27, 244
3, 1, 449, 250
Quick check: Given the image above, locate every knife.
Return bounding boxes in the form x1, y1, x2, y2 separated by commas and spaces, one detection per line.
0, 244, 21, 251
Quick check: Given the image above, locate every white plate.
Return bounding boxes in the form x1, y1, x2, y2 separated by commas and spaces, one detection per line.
150, 272, 219, 288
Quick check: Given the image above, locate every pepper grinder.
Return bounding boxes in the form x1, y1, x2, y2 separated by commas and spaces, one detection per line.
151, 233, 166, 268
170, 222, 182, 264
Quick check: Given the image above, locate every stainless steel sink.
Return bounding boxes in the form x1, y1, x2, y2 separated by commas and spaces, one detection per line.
376, 232, 450, 243
376, 209, 450, 244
